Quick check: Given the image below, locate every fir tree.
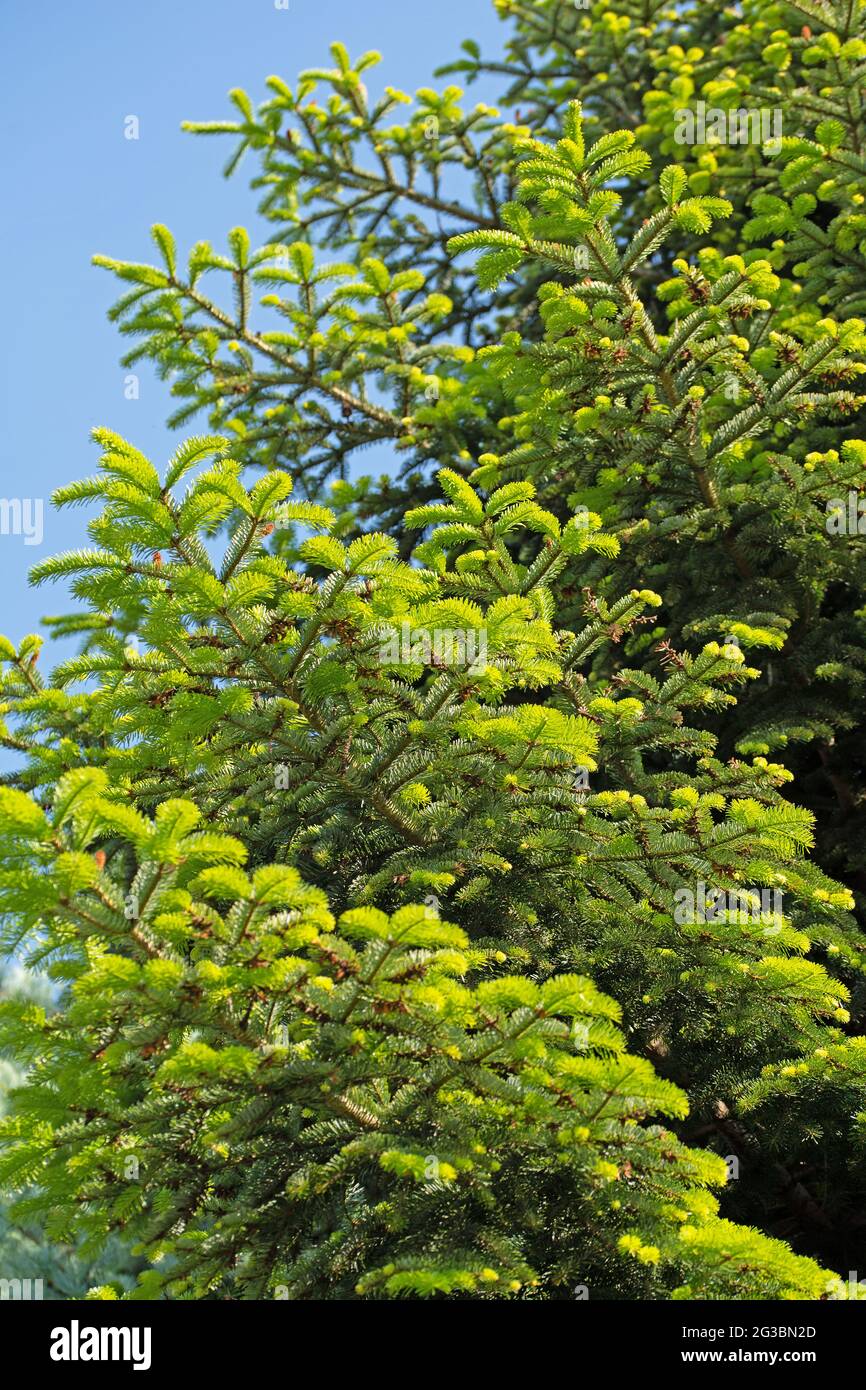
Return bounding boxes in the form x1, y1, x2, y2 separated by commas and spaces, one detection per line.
89, 3, 866, 896
2, 0, 866, 1298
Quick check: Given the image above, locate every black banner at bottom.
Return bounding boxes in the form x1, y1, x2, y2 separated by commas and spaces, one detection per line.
0, 1296, 861, 1377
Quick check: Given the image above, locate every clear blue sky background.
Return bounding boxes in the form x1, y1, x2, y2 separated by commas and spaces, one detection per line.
0, 0, 505, 673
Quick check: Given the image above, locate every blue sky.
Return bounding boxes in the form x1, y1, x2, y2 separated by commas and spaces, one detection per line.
0, 0, 505, 669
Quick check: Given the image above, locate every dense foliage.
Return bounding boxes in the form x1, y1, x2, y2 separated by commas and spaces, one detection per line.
2, 0, 866, 1299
